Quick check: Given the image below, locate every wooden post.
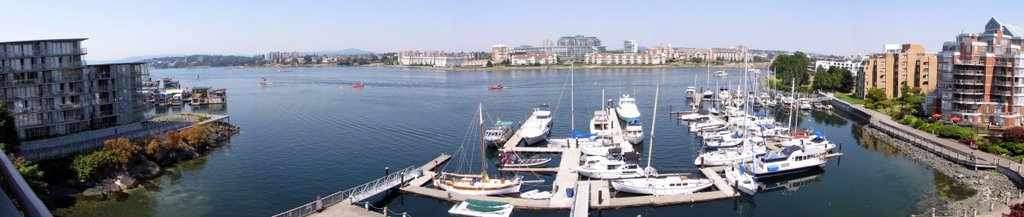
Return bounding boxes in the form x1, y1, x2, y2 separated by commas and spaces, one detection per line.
383, 207, 388, 217
365, 202, 369, 211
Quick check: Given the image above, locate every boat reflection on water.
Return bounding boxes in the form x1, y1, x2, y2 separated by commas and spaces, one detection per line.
756, 168, 825, 194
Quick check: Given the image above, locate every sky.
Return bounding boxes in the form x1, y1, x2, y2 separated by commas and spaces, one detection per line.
4, 0, 1024, 61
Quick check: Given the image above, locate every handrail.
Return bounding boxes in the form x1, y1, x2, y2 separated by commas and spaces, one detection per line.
271, 165, 421, 217
0, 150, 53, 217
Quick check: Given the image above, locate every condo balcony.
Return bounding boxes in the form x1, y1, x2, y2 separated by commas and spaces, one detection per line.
951, 89, 985, 95
951, 70, 986, 76
0, 61, 87, 73
951, 79, 985, 85
0, 48, 87, 59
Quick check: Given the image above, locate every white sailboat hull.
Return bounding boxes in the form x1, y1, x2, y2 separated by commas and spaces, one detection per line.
611, 177, 714, 195
434, 179, 523, 196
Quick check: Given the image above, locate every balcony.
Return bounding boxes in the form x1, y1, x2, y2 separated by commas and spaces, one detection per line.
951, 70, 985, 76
951, 79, 985, 85
0, 61, 86, 73
0, 47, 87, 59
952, 89, 985, 95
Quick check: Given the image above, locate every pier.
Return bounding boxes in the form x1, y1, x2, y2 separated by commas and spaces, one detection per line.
397, 108, 740, 213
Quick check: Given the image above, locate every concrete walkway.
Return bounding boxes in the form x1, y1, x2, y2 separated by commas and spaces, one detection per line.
831, 95, 1024, 216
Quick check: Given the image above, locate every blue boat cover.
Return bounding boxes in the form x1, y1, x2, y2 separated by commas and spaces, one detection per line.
572, 131, 596, 138
813, 131, 825, 137
626, 118, 641, 122
732, 131, 741, 138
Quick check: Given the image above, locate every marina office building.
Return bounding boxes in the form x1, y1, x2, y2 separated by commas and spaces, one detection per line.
938, 18, 1024, 126
0, 38, 151, 141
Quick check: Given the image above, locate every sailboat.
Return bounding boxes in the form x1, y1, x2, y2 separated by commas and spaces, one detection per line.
611, 85, 714, 195
433, 104, 523, 196
724, 164, 757, 195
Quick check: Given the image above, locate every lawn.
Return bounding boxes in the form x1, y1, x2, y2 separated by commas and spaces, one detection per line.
834, 92, 864, 105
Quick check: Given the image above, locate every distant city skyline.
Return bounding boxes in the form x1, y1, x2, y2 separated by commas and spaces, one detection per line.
5, 0, 1024, 61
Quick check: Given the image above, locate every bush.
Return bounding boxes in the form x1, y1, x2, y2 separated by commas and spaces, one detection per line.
71, 150, 112, 180
911, 119, 925, 129
958, 138, 976, 145
104, 137, 139, 170
898, 115, 919, 125
12, 157, 44, 190
936, 125, 974, 139
1006, 127, 1024, 143
983, 144, 1010, 155
1000, 142, 1024, 155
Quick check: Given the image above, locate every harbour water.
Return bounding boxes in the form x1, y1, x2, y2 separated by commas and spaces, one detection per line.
54, 66, 954, 216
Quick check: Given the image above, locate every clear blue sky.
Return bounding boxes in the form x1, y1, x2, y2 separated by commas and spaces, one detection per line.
4, 0, 1023, 61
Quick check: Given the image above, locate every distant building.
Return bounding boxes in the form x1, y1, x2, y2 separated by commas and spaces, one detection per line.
584, 52, 665, 65
813, 58, 864, 76
709, 46, 748, 62
511, 35, 606, 62
491, 45, 509, 64
397, 50, 469, 67
461, 60, 489, 67
938, 18, 1024, 126
0, 39, 152, 140
645, 45, 674, 61
859, 44, 937, 100
624, 40, 638, 54
541, 39, 554, 47
511, 54, 557, 65
673, 48, 712, 61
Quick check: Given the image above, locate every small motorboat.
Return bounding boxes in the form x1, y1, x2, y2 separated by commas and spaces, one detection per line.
351, 83, 365, 88
488, 83, 504, 90
714, 70, 728, 77
260, 76, 269, 85
520, 189, 553, 200
497, 152, 552, 168
448, 199, 514, 217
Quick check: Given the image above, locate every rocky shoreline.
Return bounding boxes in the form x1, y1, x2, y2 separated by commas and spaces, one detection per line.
863, 126, 1019, 216
44, 123, 240, 202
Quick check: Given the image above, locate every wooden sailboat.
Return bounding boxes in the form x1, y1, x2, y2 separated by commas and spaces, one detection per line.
434, 104, 523, 196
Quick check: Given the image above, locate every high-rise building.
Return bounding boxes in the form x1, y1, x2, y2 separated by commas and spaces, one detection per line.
860, 44, 937, 100
624, 40, 638, 54
938, 18, 1024, 126
0, 39, 151, 140
511, 35, 606, 62
491, 44, 509, 63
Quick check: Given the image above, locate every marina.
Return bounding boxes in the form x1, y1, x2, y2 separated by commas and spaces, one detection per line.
52, 67, 1007, 217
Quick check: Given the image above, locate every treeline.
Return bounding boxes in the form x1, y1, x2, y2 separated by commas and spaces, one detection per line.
148, 55, 262, 68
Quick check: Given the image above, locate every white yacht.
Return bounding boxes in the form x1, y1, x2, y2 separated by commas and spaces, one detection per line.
694, 142, 768, 166
520, 104, 553, 144
685, 87, 697, 99
677, 109, 710, 122
624, 119, 644, 145
779, 132, 836, 151
751, 145, 829, 178
799, 101, 812, 110
718, 89, 732, 102
702, 90, 715, 100
589, 110, 612, 136
580, 140, 634, 156
714, 70, 728, 77
576, 154, 645, 179
616, 94, 641, 121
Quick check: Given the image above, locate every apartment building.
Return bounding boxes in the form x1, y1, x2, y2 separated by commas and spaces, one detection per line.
0, 39, 151, 140
859, 44, 937, 99
938, 18, 1024, 126
510, 54, 557, 65
584, 52, 665, 65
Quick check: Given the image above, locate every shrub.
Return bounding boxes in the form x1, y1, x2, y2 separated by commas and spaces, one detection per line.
144, 138, 164, 161
936, 125, 975, 139
1006, 127, 1024, 143
898, 115, 919, 125
1000, 142, 1024, 155
983, 144, 1010, 155
911, 119, 925, 129
71, 150, 112, 180
104, 137, 139, 170
958, 138, 976, 145
12, 157, 44, 190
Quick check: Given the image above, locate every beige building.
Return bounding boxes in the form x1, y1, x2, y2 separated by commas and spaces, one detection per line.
491, 44, 509, 63
511, 54, 557, 65
584, 52, 665, 65
859, 44, 937, 99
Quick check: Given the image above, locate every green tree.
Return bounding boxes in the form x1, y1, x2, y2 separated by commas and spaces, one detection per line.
839, 68, 854, 93
0, 103, 20, 153
485, 61, 493, 67
690, 57, 703, 64
71, 150, 112, 180
11, 157, 43, 190
770, 52, 812, 85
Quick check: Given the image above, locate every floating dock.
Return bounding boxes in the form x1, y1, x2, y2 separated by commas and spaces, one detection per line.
400, 108, 740, 212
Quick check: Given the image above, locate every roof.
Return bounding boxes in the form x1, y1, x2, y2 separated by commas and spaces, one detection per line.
192, 86, 213, 90
986, 17, 1024, 38
88, 61, 148, 66
0, 38, 88, 44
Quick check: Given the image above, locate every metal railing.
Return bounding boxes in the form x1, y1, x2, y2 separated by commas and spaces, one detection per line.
0, 150, 53, 217
272, 165, 422, 217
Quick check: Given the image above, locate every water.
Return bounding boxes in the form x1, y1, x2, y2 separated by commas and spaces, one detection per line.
53, 66, 948, 216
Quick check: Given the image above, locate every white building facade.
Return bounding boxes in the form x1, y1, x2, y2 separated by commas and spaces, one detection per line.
584, 53, 665, 65
510, 54, 557, 65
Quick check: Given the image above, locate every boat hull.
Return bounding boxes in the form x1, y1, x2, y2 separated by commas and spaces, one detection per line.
611, 178, 714, 195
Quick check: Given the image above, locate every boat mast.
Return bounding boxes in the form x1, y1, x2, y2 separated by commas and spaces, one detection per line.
571, 63, 575, 133
646, 84, 660, 168
479, 103, 487, 177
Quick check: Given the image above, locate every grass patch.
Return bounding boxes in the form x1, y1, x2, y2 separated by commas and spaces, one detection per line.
834, 92, 864, 105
